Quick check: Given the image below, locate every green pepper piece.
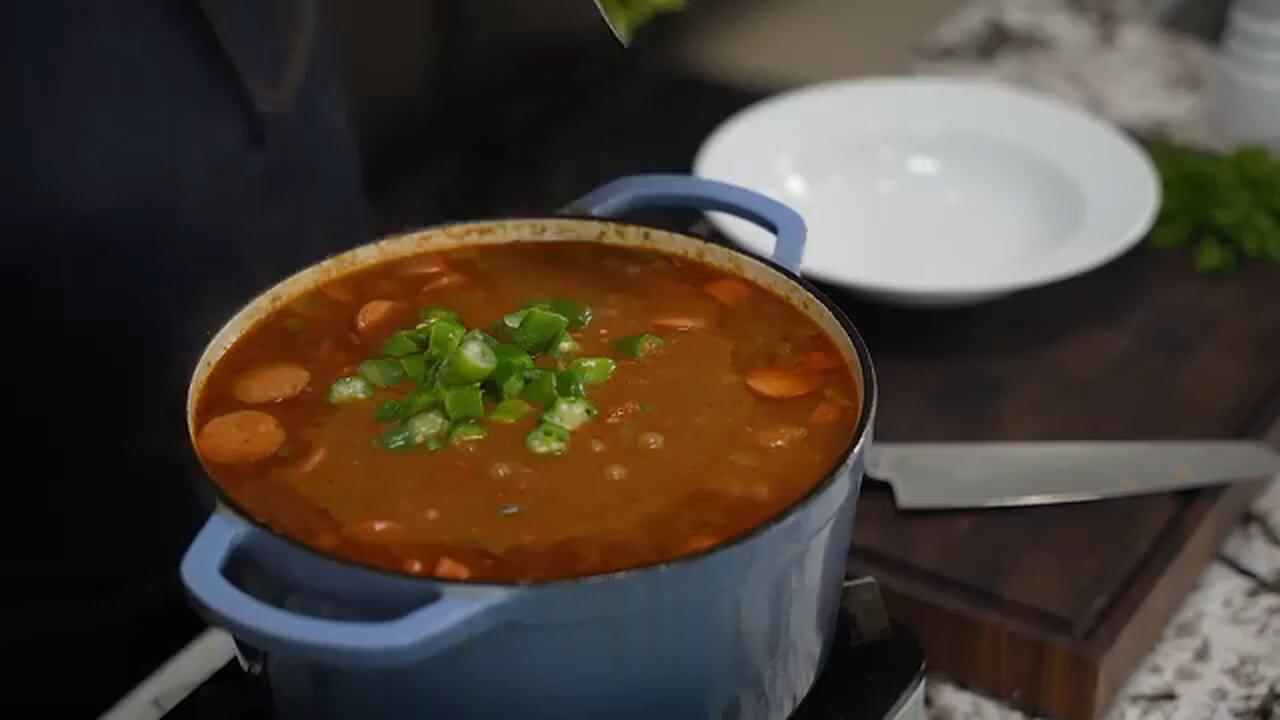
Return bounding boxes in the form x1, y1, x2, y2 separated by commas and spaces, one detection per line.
555, 368, 586, 399
359, 359, 408, 388
512, 308, 569, 354
490, 399, 534, 424
328, 375, 374, 404
543, 397, 596, 431
550, 298, 592, 329
375, 424, 417, 451
381, 330, 421, 358
427, 318, 466, 360
568, 357, 616, 385
521, 369, 557, 406
440, 336, 498, 385
443, 385, 485, 422
525, 423, 570, 456
615, 333, 664, 360
449, 422, 487, 445
399, 354, 429, 383
404, 410, 449, 445
374, 398, 404, 422
548, 331, 581, 359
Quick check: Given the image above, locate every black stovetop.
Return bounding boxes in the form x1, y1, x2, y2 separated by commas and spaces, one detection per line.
165, 619, 924, 720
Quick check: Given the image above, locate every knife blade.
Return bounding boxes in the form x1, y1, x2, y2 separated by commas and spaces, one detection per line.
866, 440, 1280, 510
593, 0, 687, 46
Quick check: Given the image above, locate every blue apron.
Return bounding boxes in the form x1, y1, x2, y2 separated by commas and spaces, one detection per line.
0, 1, 369, 711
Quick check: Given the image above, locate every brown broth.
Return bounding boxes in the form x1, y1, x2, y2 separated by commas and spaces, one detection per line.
194, 242, 860, 581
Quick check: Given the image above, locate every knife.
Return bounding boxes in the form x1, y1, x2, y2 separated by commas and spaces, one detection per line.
866, 440, 1280, 510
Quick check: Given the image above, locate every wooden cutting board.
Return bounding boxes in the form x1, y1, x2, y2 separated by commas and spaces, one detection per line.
838, 247, 1280, 719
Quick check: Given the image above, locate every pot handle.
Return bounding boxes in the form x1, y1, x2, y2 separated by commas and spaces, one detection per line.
569, 174, 807, 273
180, 513, 516, 666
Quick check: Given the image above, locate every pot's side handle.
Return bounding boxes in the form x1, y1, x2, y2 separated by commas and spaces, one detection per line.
568, 174, 807, 273
181, 513, 516, 666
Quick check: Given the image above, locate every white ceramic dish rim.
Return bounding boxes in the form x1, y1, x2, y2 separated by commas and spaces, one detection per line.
693, 76, 1162, 298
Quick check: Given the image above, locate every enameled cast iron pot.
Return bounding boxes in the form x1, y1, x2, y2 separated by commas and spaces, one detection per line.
180, 175, 877, 720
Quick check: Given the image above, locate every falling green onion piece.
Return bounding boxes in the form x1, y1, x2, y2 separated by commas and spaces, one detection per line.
359, 358, 408, 388
381, 330, 421, 358
555, 368, 586, 399
550, 298, 592, 329
328, 375, 374, 404
440, 336, 498, 385
512, 308, 569, 354
521, 369, 558, 406
464, 329, 499, 349
615, 333, 663, 360
375, 424, 417, 451
374, 398, 405, 422
549, 331, 581, 359
401, 387, 436, 416
427, 318, 466, 359
405, 410, 449, 445
399, 354, 429, 383
417, 306, 459, 326
443, 385, 485, 422
543, 397, 596, 431
490, 399, 534, 424
569, 357, 616, 385
449, 422, 487, 445
526, 423, 570, 456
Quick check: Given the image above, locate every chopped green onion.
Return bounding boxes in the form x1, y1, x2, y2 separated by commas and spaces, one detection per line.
490, 399, 534, 424
405, 410, 449, 445
440, 336, 498, 385
374, 398, 404, 422
525, 423, 570, 456
490, 344, 533, 400
427, 318, 466, 359
550, 298, 592, 329
555, 368, 586, 398
465, 329, 499, 348
502, 309, 528, 330
423, 435, 446, 452
512, 308, 569, 354
449, 422, 487, 445
402, 387, 436, 416
521, 369, 557, 406
569, 357, 616, 385
359, 359, 408, 388
328, 375, 374, 404
543, 397, 596, 431
615, 333, 664, 360
399, 354, 429, 383
549, 331, 581, 359
417, 306, 459, 326
375, 424, 417, 451
443, 385, 485, 422
381, 330, 421, 358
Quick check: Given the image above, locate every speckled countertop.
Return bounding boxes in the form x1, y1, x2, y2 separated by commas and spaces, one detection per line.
914, 4, 1279, 715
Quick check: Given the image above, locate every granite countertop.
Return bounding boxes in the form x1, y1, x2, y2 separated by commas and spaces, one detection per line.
912, 2, 1280, 716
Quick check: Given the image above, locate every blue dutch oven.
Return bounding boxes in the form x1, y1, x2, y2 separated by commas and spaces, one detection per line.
180, 175, 877, 720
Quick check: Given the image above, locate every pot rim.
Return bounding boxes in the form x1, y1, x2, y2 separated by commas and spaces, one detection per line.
192, 214, 878, 589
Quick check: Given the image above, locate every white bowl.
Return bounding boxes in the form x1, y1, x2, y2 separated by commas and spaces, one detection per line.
693, 78, 1161, 307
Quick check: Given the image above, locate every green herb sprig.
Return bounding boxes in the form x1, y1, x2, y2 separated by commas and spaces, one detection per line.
1148, 142, 1280, 274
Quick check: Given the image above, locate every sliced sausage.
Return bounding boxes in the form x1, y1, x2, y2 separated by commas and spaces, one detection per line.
197, 410, 286, 465
355, 299, 400, 333
396, 254, 451, 277
652, 316, 709, 331
809, 400, 843, 425
232, 363, 311, 404
434, 555, 473, 580
744, 367, 824, 399
420, 272, 467, 294
702, 278, 754, 308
